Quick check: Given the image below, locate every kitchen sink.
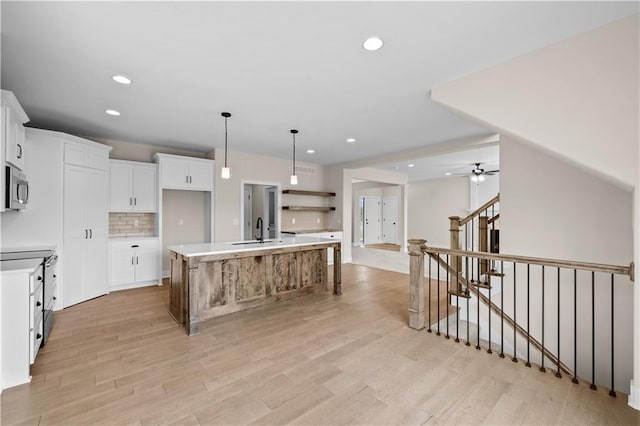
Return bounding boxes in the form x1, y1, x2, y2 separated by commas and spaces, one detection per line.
230, 240, 279, 245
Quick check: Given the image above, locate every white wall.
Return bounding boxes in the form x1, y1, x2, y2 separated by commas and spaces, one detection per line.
211, 148, 335, 242
500, 135, 634, 392
407, 176, 469, 248
161, 190, 207, 271
432, 14, 639, 189
1, 129, 63, 252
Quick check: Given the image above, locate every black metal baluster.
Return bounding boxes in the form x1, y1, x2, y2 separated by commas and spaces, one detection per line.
487, 278, 492, 354
465, 245, 470, 347
427, 256, 432, 333
572, 269, 578, 384
540, 265, 546, 372
476, 254, 481, 350
499, 260, 505, 358
526, 264, 531, 367
556, 267, 562, 378
437, 257, 441, 336
455, 258, 460, 342
512, 262, 518, 363
610, 274, 616, 398
446, 254, 450, 339
590, 271, 597, 390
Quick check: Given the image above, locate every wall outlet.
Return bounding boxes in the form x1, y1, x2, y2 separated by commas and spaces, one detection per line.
316, 217, 320, 224
178, 218, 184, 226
292, 218, 296, 224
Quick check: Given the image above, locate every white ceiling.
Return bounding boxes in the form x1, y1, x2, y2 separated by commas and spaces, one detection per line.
377, 144, 500, 182
1, 2, 637, 166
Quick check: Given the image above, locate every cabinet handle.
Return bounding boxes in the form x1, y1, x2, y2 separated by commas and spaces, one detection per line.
132, 256, 134, 265
89, 229, 93, 239
17, 144, 23, 159
36, 301, 42, 307
85, 229, 88, 239
186, 175, 189, 183
53, 274, 57, 278
134, 197, 137, 206
53, 296, 57, 301
37, 276, 42, 281
131, 244, 139, 248
130, 197, 132, 206
36, 333, 42, 340
136, 256, 139, 265
189, 176, 192, 184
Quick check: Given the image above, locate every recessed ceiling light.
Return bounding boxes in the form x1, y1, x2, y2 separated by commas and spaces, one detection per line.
111, 75, 132, 85
105, 109, 120, 116
306, 149, 315, 154
408, 164, 415, 168
445, 172, 452, 176
346, 138, 356, 143
363, 37, 384, 51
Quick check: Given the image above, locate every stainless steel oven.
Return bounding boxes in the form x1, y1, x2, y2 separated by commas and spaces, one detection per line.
6, 164, 29, 210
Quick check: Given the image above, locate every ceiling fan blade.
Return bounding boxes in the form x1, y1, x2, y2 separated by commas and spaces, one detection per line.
484, 169, 500, 174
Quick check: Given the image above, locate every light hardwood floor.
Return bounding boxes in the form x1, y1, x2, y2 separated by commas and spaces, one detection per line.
1, 264, 638, 425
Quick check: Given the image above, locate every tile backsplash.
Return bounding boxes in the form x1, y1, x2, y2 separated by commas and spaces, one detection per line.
109, 213, 155, 237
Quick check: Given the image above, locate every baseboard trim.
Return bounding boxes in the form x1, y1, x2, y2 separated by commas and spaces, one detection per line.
629, 380, 640, 411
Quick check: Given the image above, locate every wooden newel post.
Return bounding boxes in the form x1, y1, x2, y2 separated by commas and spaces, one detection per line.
408, 239, 427, 330
449, 216, 461, 294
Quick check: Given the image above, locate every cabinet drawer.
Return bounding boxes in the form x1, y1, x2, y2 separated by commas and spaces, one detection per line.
29, 266, 44, 294
111, 239, 159, 252
31, 285, 44, 329
30, 318, 43, 365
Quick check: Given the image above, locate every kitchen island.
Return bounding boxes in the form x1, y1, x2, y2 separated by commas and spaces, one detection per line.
168, 237, 341, 335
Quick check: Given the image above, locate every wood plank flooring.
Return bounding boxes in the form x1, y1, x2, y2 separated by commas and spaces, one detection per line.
2, 264, 638, 425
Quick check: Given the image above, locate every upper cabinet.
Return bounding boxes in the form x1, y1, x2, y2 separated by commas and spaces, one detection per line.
2, 90, 30, 171
109, 160, 158, 212
154, 153, 213, 191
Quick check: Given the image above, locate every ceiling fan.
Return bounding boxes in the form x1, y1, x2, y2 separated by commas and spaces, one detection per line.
452, 163, 499, 182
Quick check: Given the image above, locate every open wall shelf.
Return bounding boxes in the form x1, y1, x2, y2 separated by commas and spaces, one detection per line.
282, 190, 336, 197
282, 206, 336, 212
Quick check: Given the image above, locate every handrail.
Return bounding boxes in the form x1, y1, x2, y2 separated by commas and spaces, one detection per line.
460, 193, 499, 225
428, 252, 573, 375
422, 246, 633, 279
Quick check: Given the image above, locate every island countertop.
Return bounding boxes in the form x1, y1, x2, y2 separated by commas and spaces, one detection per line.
168, 236, 337, 257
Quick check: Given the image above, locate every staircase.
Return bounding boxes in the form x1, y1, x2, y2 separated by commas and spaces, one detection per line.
408, 193, 634, 396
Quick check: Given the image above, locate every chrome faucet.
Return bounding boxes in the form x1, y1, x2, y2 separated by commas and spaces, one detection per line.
256, 217, 264, 243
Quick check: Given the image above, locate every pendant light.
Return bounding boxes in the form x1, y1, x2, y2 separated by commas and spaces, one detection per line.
290, 129, 298, 185
221, 112, 231, 179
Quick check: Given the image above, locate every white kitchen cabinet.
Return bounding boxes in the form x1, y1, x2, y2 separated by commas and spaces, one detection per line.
154, 153, 214, 191
1, 90, 29, 172
109, 160, 158, 212
62, 140, 111, 308
109, 238, 160, 291
1, 259, 43, 391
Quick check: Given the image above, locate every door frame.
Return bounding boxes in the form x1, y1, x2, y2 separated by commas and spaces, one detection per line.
240, 180, 281, 241
243, 186, 253, 241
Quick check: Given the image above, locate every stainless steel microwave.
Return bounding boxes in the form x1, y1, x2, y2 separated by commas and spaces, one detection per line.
6, 165, 28, 210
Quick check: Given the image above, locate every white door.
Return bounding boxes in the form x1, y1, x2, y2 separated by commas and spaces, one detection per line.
265, 186, 277, 239
132, 166, 157, 212
85, 169, 109, 300
383, 197, 398, 244
63, 165, 88, 307
243, 187, 252, 240
364, 196, 381, 245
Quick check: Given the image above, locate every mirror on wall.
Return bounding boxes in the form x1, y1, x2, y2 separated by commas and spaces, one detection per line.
242, 183, 279, 240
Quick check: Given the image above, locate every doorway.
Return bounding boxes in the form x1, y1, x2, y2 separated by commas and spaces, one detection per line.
241, 181, 281, 241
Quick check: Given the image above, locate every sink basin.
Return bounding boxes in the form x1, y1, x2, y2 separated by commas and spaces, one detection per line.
230, 240, 279, 245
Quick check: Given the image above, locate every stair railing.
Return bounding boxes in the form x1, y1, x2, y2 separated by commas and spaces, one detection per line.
408, 239, 634, 396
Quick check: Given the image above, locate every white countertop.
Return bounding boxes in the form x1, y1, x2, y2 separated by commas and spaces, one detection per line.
168, 236, 339, 257
0, 258, 42, 274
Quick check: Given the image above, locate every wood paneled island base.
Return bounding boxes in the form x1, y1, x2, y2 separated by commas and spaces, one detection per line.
168, 238, 341, 335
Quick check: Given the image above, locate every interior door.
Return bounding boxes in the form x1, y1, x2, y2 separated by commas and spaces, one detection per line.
85, 169, 109, 300
364, 196, 381, 245
243, 186, 252, 240
63, 165, 88, 307
383, 197, 398, 244
265, 186, 277, 239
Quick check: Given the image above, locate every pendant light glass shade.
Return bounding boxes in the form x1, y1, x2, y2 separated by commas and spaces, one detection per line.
290, 129, 298, 186
478, 174, 485, 182
471, 175, 478, 182
221, 112, 231, 179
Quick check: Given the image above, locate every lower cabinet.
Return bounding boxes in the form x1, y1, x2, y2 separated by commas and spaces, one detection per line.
109, 239, 160, 291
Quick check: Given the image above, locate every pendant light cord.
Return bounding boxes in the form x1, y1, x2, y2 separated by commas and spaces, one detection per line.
224, 116, 228, 168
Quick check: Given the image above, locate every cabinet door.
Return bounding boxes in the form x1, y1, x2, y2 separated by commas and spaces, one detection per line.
109, 164, 133, 212
132, 166, 157, 212
134, 249, 159, 283
188, 161, 213, 190
87, 169, 109, 238
85, 237, 108, 300
5, 107, 25, 170
110, 250, 135, 287
160, 158, 189, 189
63, 237, 85, 307
63, 165, 88, 307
